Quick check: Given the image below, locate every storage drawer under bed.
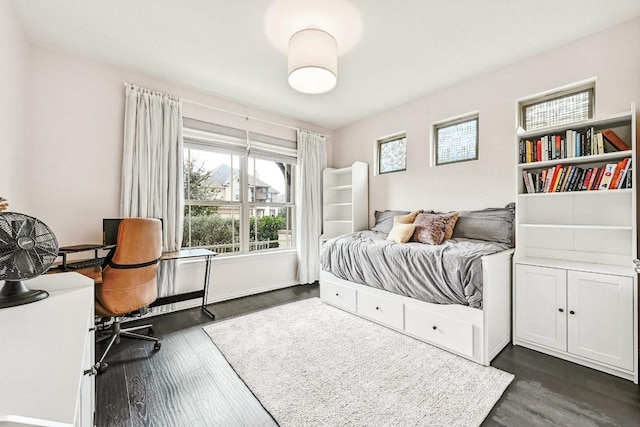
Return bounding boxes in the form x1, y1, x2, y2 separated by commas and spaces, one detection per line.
321, 280, 357, 312
357, 289, 404, 330
405, 304, 474, 358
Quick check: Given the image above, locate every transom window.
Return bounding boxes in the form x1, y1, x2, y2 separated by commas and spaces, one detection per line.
434, 114, 478, 166
376, 132, 407, 174
521, 85, 594, 131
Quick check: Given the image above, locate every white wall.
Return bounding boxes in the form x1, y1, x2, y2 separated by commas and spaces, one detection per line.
332, 17, 640, 223
0, 1, 30, 210
24, 47, 330, 301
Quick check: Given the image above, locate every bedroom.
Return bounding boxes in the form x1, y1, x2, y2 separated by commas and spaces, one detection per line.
1, 0, 640, 426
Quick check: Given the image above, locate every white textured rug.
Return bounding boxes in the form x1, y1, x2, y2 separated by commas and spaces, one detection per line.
203, 298, 513, 427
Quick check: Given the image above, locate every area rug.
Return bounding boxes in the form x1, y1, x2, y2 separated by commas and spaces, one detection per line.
203, 298, 513, 426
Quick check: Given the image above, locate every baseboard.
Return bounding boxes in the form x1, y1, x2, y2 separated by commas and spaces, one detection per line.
206, 280, 301, 304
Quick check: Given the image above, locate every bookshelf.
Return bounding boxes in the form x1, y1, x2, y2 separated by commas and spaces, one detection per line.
513, 104, 638, 383
321, 161, 368, 242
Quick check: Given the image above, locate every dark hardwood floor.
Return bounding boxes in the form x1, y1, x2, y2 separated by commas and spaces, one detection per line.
96, 284, 640, 426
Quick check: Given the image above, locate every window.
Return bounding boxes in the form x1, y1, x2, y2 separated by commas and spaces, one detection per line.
376, 133, 407, 174
182, 118, 296, 254
434, 114, 478, 165
521, 85, 594, 131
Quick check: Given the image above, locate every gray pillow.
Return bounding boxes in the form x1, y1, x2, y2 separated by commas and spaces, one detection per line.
452, 204, 515, 246
371, 210, 410, 234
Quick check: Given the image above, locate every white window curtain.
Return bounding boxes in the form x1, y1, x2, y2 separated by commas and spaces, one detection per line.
122, 84, 184, 309
296, 129, 327, 283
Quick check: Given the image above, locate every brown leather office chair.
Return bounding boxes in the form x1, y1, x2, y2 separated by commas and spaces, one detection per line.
94, 218, 163, 373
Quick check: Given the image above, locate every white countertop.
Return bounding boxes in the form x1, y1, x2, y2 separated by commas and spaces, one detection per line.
0, 273, 94, 427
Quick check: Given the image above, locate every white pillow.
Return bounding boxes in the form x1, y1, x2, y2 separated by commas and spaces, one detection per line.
386, 223, 416, 243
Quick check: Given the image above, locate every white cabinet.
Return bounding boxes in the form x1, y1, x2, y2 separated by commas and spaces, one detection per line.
0, 273, 96, 426
322, 161, 368, 241
567, 270, 633, 370
514, 263, 635, 379
515, 264, 566, 351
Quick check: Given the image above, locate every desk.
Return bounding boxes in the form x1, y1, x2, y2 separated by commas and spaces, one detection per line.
151, 249, 217, 318
54, 246, 217, 318
58, 243, 108, 269
0, 273, 95, 427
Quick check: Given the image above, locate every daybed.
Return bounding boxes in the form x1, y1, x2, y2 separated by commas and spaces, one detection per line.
320, 206, 515, 366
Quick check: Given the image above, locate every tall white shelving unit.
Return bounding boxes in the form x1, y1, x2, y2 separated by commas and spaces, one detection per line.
322, 161, 368, 241
513, 104, 638, 383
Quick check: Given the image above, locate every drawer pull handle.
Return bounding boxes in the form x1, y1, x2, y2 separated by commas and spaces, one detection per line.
558, 308, 564, 313
335, 293, 339, 297
569, 310, 575, 315
375, 306, 380, 310
432, 325, 437, 330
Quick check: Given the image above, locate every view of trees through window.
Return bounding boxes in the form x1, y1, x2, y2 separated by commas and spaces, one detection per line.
183, 147, 294, 254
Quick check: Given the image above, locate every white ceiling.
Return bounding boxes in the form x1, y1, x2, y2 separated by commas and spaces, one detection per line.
10, 0, 640, 130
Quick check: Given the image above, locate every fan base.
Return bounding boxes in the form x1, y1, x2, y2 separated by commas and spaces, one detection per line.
0, 281, 49, 309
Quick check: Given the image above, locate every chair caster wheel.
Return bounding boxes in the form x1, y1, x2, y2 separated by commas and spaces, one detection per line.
153, 341, 162, 351
97, 362, 109, 374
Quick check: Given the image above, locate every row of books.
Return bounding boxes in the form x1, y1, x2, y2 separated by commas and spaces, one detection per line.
519, 128, 630, 164
522, 158, 632, 194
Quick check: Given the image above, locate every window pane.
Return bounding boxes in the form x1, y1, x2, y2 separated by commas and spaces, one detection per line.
183, 144, 296, 254
436, 118, 478, 165
182, 205, 241, 254
184, 148, 239, 202
247, 158, 292, 203
524, 90, 592, 131
248, 206, 293, 252
378, 136, 406, 174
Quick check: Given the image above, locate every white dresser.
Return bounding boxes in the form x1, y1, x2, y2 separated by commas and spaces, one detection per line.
0, 273, 95, 426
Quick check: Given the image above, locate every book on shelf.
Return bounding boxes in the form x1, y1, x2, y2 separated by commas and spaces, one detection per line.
598, 163, 618, 190
518, 126, 629, 164
609, 158, 628, 190
522, 170, 533, 194
521, 158, 633, 194
595, 132, 605, 155
552, 166, 565, 192
581, 168, 593, 191
602, 129, 631, 151
593, 166, 605, 189
624, 164, 633, 189
560, 166, 574, 192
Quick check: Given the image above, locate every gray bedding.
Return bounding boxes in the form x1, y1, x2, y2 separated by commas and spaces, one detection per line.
320, 231, 510, 308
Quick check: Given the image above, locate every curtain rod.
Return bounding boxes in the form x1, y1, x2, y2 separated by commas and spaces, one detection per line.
123, 82, 329, 138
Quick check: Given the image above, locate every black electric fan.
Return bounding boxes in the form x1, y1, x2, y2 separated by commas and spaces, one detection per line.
0, 212, 59, 309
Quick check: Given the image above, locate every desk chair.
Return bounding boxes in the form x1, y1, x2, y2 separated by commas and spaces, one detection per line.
94, 218, 163, 373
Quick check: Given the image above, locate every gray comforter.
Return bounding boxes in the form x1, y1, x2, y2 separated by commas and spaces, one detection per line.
320, 231, 510, 308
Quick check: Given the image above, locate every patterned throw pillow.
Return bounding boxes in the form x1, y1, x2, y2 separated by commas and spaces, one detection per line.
386, 223, 416, 243
411, 213, 459, 245
393, 209, 424, 225
441, 212, 459, 239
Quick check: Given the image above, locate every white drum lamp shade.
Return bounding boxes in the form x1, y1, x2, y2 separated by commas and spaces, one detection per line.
288, 29, 337, 94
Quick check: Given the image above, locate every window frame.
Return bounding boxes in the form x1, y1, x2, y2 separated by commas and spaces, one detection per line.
519, 81, 595, 132
182, 142, 297, 255
433, 113, 479, 166
375, 132, 407, 175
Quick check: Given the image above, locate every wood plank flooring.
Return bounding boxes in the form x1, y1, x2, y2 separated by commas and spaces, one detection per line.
96, 284, 640, 426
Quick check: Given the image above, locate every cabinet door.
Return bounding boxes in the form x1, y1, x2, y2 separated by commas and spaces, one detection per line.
567, 271, 634, 371
515, 264, 567, 351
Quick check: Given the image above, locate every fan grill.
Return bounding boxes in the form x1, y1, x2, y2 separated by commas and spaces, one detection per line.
0, 213, 59, 281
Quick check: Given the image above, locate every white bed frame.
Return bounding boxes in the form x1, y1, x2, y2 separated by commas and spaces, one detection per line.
320, 248, 514, 366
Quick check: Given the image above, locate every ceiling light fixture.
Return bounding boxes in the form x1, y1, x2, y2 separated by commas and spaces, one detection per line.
288, 28, 337, 95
